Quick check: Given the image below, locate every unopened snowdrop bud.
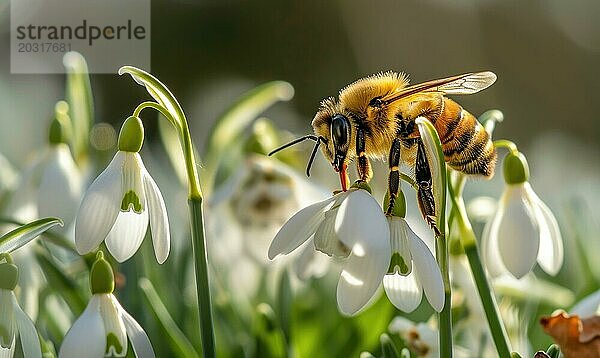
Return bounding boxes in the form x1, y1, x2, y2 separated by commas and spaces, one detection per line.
483, 149, 563, 279
503, 152, 529, 184
118, 116, 144, 153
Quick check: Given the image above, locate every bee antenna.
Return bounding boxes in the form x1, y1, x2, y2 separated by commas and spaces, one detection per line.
306, 136, 325, 177
268, 135, 319, 156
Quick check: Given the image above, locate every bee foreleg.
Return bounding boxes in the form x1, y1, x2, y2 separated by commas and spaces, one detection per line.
385, 138, 402, 215
356, 127, 372, 182
416, 139, 440, 236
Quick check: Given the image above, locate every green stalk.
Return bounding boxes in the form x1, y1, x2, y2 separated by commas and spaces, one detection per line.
447, 171, 512, 357
133, 97, 214, 357
188, 197, 215, 357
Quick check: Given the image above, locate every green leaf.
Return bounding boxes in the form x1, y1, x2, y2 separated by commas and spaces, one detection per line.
380, 333, 400, 358
0, 217, 63, 253
118, 66, 185, 128
63, 52, 94, 162
138, 277, 199, 358
203, 81, 294, 189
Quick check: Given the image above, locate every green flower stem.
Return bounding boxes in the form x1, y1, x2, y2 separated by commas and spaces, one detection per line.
189, 197, 215, 357
493, 139, 519, 155
447, 171, 511, 357
134, 99, 214, 357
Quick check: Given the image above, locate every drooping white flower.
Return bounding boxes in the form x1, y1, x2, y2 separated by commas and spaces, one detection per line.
75, 117, 170, 264
37, 143, 83, 224
0, 255, 42, 358
59, 252, 154, 358
269, 187, 391, 316
482, 152, 563, 279
383, 216, 444, 313
59, 293, 154, 358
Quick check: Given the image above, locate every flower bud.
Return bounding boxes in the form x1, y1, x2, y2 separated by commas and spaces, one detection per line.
90, 251, 115, 294
0, 254, 18, 291
503, 152, 529, 184
117, 116, 145, 152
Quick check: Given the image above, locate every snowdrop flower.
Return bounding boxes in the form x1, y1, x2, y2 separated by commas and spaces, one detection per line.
38, 104, 83, 224
75, 116, 170, 263
482, 151, 563, 279
383, 191, 444, 313
59, 252, 154, 358
269, 185, 390, 316
389, 316, 439, 358
0, 254, 42, 358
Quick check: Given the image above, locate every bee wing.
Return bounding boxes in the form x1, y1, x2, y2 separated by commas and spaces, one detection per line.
381, 71, 496, 105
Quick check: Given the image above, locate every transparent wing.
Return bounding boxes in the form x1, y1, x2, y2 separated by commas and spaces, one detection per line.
381, 71, 497, 105
435, 71, 497, 94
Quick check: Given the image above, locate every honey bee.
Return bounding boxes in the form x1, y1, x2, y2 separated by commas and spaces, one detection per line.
269, 71, 497, 232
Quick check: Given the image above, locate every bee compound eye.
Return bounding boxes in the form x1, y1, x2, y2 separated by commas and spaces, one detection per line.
331, 114, 349, 147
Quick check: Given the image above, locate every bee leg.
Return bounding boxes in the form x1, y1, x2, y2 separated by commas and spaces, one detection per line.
416, 139, 441, 236
385, 138, 402, 216
356, 127, 372, 183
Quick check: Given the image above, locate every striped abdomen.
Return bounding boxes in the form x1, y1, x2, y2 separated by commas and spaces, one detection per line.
435, 98, 496, 177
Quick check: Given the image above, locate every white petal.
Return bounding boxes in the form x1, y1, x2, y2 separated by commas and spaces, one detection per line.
0, 342, 14, 358
383, 273, 422, 312
293, 240, 330, 280
571, 289, 600, 317
105, 209, 149, 263
314, 208, 347, 258
0, 290, 15, 349
497, 185, 539, 279
526, 184, 563, 275
37, 145, 83, 226
481, 206, 507, 277
116, 302, 155, 358
335, 190, 390, 315
268, 196, 336, 259
121, 153, 146, 212
334, 190, 387, 248
143, 171, 170, 264
99, 295, 127, 357
74, 152, 124, 255
59, 296, 106, 358
12, 294, 42, 358
388, 217, 413, 274
410, 234, 445, 312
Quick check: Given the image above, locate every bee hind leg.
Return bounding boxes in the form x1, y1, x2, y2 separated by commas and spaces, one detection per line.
385, 138, 402, 215
416, 139, 441, 236
356, 127, 372, 183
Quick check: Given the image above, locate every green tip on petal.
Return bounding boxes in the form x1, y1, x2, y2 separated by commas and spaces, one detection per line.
388, 252, 409, 275
118, 116, 145, 152
90, 251, 115, 294
383, 190, 406, 218
510, 352, 523, 358
106, 333, 125, 356
503, 151, 529, 184
121, 190, 143, 213
0, 253, 18, 290
350, 180, 372, 194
